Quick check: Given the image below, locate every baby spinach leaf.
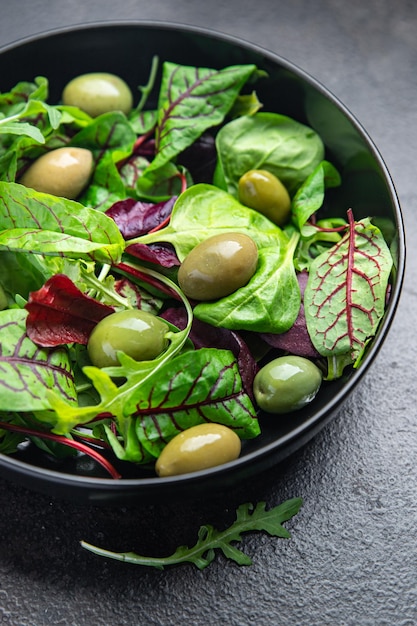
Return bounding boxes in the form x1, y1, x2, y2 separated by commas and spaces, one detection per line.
149, 61, 257, 174
81, 498, 303, 570
304, 211, 393, 361
0, 182, 125, 264
214, 112, 325, 197
133, 183, 288, 260
0, 309, 76, 412
194, 234, 301, 333
292, 160, 341, 230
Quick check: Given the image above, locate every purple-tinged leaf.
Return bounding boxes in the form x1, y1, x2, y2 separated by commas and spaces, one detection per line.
124, 242, 180, 268
0, 308, 76, 412
25, 274, 114, 347
107, 196, 176, 239
162, 307, 258, 400
304, 211, 393, 359
261, 271, 320, 358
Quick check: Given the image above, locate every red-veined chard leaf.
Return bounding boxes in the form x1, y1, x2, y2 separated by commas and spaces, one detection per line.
0, 181, 125, 263
0, 308, 76, 412
304, 211, 393, 361
143, 61, 257, 176
25, 274, 115, 347
69, 111, 136, 162
127, 347, 260, 459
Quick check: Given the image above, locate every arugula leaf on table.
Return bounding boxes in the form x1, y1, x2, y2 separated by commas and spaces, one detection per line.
81, 498, 303, 570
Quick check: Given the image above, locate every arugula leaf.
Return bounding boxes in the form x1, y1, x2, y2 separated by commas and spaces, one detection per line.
304, 211, 393, 362
0, 182, 125, 264
214, 112, 325, 197
81, 498, 303, 570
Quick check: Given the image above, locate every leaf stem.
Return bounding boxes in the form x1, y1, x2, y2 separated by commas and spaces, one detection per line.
0, 421, 121, 479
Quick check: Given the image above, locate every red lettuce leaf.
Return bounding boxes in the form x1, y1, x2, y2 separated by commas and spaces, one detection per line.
261, 271, 320, 358
106, 196, 176, 239
25, 274, 114, 347
125, 242, 180, 268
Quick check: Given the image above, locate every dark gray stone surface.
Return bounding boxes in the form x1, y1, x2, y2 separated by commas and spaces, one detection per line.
0, 1, 416, 624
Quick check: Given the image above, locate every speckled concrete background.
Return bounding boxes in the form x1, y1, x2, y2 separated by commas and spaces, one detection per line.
0, 1, 416, 624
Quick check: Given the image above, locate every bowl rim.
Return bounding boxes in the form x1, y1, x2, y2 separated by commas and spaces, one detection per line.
0, 19, 406, 500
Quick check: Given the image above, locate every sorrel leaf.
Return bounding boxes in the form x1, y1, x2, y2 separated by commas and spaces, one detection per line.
0, 309, 76, 412
147, 61, 257, 174
129, 348, 259, 459
304, 212, 393, 360
213, 112, 325, 197
0, 182, 125, 263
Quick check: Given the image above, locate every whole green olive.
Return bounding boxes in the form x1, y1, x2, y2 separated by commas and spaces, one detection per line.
0, 284, 8, 310
238, 169, 291, 226
155, 422, 241, 477
87, 309, 169, 369
62, 72, 133, 117
253, 355, 322, 414
177, 232, 258, 301
20, 147, 93, 199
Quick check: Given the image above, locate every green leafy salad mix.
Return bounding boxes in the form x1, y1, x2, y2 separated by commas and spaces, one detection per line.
0, 58, 394, 480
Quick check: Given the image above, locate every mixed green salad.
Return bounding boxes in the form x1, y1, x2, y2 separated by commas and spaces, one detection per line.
0, 58, 394, 479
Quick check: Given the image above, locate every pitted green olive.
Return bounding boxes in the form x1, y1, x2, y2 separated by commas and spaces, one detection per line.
177, 232, 258, 301
238, 169, 291, 226
155, 422, 241, 477
87, 309, 169, 369
20, 147, 93, 199
62, 72, 133, 117
0, 284, 8, 310
254, 355, 322, 414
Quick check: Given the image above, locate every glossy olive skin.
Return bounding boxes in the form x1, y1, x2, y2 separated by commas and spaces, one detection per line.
87, 310, 169, 369
238, 169, 291, 226
178, 232, 258, 300
253, 355, 322, 414
62, 72, 133, 117
155, 423, 241, 477
20, 147, 93, 199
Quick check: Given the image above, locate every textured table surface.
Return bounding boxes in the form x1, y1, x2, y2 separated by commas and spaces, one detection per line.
0, 1, 416, 625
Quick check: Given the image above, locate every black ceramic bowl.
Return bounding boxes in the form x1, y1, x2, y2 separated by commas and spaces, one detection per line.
0, 21, 405, 504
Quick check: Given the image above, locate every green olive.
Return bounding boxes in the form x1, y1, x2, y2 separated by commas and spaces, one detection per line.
177, 232, 258, 301
155, 423, 241, 477
253, 355, 322, 414
238, 169, 291, 226
20, 147, 93, 199
62, 72, 133, 117
0, 284, 8, 310
87, 310, 169, 369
